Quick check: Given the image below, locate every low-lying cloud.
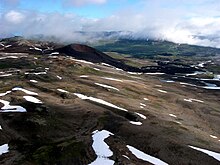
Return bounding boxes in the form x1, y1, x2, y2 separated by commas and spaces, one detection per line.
1, 0, 220, 47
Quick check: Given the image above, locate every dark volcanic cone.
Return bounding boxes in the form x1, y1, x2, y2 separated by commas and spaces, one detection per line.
54, 44, 141, 72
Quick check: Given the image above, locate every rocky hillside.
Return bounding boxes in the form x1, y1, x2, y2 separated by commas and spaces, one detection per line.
0, 37, 220, 165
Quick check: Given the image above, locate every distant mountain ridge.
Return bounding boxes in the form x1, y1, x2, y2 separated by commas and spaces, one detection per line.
0, 36, 203, 74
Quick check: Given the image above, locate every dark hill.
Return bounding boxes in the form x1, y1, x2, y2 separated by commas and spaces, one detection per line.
54, 44, 141, 72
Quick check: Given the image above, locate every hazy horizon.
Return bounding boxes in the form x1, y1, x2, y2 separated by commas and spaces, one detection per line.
1, 0, 220, 47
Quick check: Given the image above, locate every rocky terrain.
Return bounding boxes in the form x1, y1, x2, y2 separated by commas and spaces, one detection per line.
0, 37, 220, 165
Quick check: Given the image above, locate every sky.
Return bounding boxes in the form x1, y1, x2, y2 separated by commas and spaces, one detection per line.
1, 0, 220, 47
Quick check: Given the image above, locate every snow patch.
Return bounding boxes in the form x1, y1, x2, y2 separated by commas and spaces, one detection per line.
180, 82, 197, 87
30, 80, 38, 83
129, 121, 142, 125
122, 155, 130, 160
184, 98, 204, 103
0, 144, 9, 155
210, 135, 218, 139
57, 76, 62, 80
101, 63, 113, 67
140, 103, 146, 107
127, 72, 142, 75
12, 87, 38, 96
145, 73, 165, 75
127, 145, 168, 165
74, 93, 128, 112
23, 96, 42, 104
135, 112, 147, 119
0, 56, 18, 60
57, 89, 69, 93
80, 75, 89, 78
0, 99, 26, 112
95, 83, 119, 91
157, 89, 168, 93
89, 130, 115, 165
0, 91, 11, 97
0, 74, 12, 77
189, 145, 220, 162
93, 68, 100, 71
71, 58, 94, 65
25, 72, 47, 75
169, 114, 177, 118
102, 77, 123, 82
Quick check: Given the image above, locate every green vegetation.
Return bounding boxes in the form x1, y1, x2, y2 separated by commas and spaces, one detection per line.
95, 39, 220, 59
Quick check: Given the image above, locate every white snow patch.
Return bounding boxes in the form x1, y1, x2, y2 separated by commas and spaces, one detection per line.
115, 68, 123, 71
135, 112, 147, 119
30, 80, 38, 83
50, 52, 59, 55
184, 98, 204, 103
0, 43, 4, 47
5, 45, 12, 48
30, 47, 42, 51
71, 58, 94, 65
155, 85, 162, 87
0, 74, 12, 77
93, 68, 100, 71
122, 155, 130, 160
127, 72, 142, 75
89, 130, 115, 165
145, 73, 165, 75
57, 89, 69, 93
161, 80, 175, 83
180, 82, 197, 87
140, 106, 144, 109
101, 63, 113, 67
74, 93, 128, 112
0, 144, 9, 155
144, 98, 149, 101
102, 77, 123, 82
157, 89, 168, 93
189, 145, 220, 162
129, 121, 142, 125
79, 75, 89, 78
190, 99, 204, 103
12, 87, 38, 96
203, 86, 220, 90
174, 121, 182, 125
23, 96, 42, 104
95, 83, 119, 91
140, 103, 146, 107
25, 72, 47, 75
0, 99, 26, 112
210, 135, 218, 139
0, 56, 18, 60
198, 62, 205, 68
184, 99, 193, 103
127, 145, 168, 165
0, 91, 11, 97
57, 76, 62, 80
169, 114, 177, 118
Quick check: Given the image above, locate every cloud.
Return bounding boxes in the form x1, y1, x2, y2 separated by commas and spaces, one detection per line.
64, 0, 107, 7
1, 0, 220, 48
4, 10, 25, 24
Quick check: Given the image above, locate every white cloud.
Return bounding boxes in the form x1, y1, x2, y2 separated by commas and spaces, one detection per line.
64, 0, 107, 6
4, 10, 25, 24
1, 0, 220, 48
